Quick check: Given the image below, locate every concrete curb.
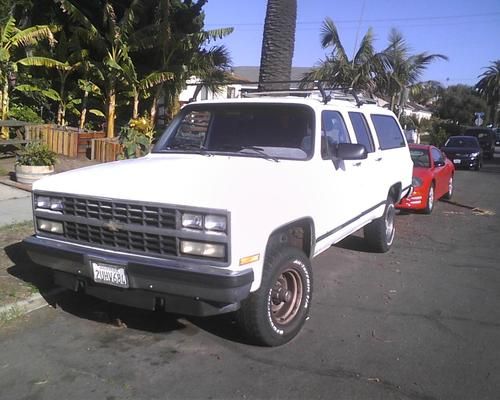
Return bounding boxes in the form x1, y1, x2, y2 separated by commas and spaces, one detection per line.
0, 178, 32, 192
0, 288, 65, 319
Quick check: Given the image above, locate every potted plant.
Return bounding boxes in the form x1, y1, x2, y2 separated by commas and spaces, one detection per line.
15, 142, 57, 184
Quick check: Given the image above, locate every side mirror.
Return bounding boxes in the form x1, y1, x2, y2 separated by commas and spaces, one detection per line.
334, 143, 368, 160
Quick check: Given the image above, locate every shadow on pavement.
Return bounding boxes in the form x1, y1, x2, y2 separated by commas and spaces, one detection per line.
5, 241, 248, 342
5, 242, 54, 294
335, 233, 373, 253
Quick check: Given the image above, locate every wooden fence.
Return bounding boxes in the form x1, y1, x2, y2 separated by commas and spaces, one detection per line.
91, 138, 123, 162
25, 124, 107, 158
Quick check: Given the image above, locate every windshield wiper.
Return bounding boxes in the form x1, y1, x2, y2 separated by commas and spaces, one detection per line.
215, 145, 279, 162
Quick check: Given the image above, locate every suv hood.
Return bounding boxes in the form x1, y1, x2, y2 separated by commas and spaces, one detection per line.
33, 153, 304, 210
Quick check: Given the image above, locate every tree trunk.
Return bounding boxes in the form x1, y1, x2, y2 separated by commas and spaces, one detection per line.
1, 80, 9, 139
106, 89, 116, 138
258, 0, 297, 91
79, 90, 89, 130
150, 85, 162, 126
132, 90, 139, 119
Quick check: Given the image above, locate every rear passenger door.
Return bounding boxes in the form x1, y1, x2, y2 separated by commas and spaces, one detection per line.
347, 111, 386, 209
369, 114, 412, 203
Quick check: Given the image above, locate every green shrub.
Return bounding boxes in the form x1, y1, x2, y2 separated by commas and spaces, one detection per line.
16, 142, 57, 166
118, 116, 154, 159
9, 104, 43, 124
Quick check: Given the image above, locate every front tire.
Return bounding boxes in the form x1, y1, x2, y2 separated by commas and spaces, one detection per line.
237, 247, 312, 346
424, 184, 435, 214
364, 197, 396, 253
443, 175, 453, 200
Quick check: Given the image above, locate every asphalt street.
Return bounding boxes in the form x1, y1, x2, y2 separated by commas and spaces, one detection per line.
1, 149, 499, 400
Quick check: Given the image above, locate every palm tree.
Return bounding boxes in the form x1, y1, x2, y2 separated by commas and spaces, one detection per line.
138, 0, 233, 125
302, 18, 384, 93
380, 29, 448, 114
258, 0, 297, 90
0, 15, 54, 138
476, 60, 500, 125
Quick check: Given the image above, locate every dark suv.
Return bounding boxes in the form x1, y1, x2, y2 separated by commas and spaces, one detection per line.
464, 127, 496, 159
442, 136, 483, 170
495, 128, 500, 146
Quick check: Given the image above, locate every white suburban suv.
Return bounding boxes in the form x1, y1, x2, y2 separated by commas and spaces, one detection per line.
25, 90, 412, 346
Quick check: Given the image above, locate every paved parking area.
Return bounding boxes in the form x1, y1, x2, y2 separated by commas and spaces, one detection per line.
0, 149, 499, 400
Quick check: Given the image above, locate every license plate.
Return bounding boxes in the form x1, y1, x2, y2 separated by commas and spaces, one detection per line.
453, 159, 461, 164
92, 262, 129, 288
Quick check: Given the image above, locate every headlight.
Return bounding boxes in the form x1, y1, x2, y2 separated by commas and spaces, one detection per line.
181, 212, 227, 233
204, 215, 227, 232
412, 176, 423, 187
180, 240, 225, 258
470, 152, 480, 158
181, 213, 203, 229
37, 219, 64, 234
36, 195, 64, 211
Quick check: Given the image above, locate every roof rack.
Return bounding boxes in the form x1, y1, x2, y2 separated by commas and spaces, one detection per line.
187, 80, 378, 107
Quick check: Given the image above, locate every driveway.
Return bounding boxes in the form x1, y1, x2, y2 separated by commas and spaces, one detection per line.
1, 150, 499, 400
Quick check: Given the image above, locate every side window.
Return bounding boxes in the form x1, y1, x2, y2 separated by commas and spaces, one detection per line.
167, 110, 210, 148
370, 114, 406, 150
321, 111, 350, 158
348, 112, 375, 153
431, 147, 444, 164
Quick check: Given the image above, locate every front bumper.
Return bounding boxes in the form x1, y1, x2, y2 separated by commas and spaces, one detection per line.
397, 190, 426, 210
451, 158, 479, 169
24, 236, 253, 316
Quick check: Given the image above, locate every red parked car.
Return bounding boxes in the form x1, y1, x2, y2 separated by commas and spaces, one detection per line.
397, 144, 455, 214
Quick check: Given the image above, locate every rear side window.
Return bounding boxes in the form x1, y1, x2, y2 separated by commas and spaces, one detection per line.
348, 112, 375, 153
371, 115, 406, 150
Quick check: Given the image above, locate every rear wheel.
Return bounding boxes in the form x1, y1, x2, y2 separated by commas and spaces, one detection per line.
443, 175, 453, 200
364, 197, 396, 253
237, 247, 312, 346
424, 184, 435, 214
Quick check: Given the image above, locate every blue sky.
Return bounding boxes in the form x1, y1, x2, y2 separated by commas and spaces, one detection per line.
203, 0, 500, 86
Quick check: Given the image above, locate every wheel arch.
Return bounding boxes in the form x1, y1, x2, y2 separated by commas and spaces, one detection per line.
265, 217, 315, 260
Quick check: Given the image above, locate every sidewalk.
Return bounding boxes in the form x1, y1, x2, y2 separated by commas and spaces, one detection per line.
0, 155, 98, 325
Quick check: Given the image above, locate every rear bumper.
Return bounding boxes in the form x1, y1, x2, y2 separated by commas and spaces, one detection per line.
24, 236, 253, 316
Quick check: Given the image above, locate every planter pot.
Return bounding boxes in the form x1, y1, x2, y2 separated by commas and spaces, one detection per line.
15, 164, 55, 184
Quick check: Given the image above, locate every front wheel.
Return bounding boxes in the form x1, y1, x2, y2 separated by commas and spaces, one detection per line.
443, 175, 453, 200
364, 197, 396, 253
236, 247, 312, 346
423, 184, 435, 214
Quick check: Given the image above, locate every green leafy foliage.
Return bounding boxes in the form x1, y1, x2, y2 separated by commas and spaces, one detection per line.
118, 116, 154, 159
16, 142, 57, 166
9, 104, 43, 123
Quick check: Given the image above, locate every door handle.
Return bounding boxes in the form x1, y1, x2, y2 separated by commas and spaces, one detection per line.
375, 157, 383, 162
352, 161, 362, 167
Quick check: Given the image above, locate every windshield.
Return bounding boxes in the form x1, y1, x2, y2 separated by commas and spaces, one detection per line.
154, 103, 315, 160
410, 149, 430, 168
445, 137, 479, 148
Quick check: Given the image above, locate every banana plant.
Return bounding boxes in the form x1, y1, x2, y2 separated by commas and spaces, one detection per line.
0, 15, 55, 138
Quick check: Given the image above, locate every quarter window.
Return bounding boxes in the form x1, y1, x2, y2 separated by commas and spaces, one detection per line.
371, 115, 405, 150
348, 112, 375, 153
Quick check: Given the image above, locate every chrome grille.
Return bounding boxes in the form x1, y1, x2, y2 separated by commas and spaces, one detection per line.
62, 196, 176, 229
64, 221, 177, 256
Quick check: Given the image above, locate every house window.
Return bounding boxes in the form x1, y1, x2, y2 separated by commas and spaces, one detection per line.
227, 87, 236, 98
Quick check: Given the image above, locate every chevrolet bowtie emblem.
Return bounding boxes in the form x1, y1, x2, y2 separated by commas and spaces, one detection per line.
103, 220, 121, 232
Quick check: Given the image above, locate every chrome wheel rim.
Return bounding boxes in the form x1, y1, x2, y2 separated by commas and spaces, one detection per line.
385, 203, 395, 245
428, 186, 434, 210
270, 267, 303, 325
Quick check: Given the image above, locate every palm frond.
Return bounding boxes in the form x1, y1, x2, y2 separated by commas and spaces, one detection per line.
10, 25, 55, 49
320, 18, 348, 62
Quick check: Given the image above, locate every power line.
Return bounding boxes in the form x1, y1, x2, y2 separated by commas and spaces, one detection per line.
205, 11, 500, 28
